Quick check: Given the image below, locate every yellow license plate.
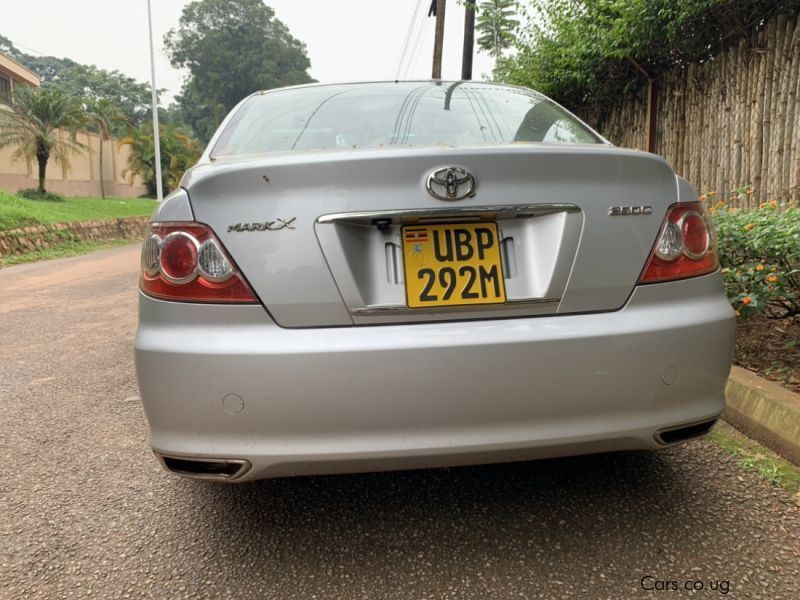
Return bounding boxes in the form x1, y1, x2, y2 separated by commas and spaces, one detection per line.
402, 223, 506, 308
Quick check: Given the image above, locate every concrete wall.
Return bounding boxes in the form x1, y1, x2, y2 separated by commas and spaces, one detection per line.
0, 129, 149, 198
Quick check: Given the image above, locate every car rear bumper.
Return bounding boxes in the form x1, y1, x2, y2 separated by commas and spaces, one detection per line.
134, 273, 735, 481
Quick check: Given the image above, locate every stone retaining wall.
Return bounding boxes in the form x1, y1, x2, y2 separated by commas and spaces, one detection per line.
0, 217, 149, 258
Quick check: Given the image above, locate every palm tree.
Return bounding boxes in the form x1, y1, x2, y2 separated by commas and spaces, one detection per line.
476, 0, 520, 60
121, 121, 202, 198
0, 86, 85, 195
87, 98, 125, 199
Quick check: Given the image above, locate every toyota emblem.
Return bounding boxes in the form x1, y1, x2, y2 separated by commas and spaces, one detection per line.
426, 167, 476, 201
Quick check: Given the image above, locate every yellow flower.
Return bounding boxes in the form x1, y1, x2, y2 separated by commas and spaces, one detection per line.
756, 264, 765, 271
699, 194, 707, 202
771, 266, 778, 272
709, 207, 717, 214
760, 203, 767, 209
729, 207, 738, 214
743, 223, 754, 231
767, 275, 778, 283
709, 191, 717, 197
742, 296, 753, 305
769, 200, 778, 207
716, 200, 725, 208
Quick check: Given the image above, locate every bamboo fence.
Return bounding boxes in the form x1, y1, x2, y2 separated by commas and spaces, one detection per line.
579, 13, 800, 209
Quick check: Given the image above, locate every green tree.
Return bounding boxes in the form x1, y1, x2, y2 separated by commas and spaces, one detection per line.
0, 86, 85, 195
1, 34, 156, 131
476, 0, 519, 60
0, 34, 76, 82
497, 0, 800, 110
49, 65, 154, 133
164, 0, 314, 142
121, 122, 202, 198
87, 98, 125, 199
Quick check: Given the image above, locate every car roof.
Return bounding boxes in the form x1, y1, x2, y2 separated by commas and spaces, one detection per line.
252, 80, 537, 97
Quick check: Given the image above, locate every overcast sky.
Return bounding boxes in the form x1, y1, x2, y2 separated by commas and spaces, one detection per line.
3, 0, 497, 104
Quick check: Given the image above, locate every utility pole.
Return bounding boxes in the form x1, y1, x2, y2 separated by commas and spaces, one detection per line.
431, 0, 447, 79
461, 2, 476, 80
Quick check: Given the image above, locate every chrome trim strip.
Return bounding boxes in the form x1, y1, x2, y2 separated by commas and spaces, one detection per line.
350, 297, 560, 317
316, 204, 580, 224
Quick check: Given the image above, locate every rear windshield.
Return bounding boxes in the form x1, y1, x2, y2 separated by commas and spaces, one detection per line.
210, 82, 602, 158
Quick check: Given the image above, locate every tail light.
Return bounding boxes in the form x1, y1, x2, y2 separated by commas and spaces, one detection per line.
639, 202, 719, 284
140, 222, 259, 303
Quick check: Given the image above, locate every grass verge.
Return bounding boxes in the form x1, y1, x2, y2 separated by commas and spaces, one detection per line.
0, 238, 138, 268
0, 190, 156, 231
707, 420, 800, 501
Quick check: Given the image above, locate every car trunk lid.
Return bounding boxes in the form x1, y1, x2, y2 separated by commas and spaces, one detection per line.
184, 144, 677, 327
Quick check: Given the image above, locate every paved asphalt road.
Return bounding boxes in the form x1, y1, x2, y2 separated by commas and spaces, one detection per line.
1, 245, 798, 600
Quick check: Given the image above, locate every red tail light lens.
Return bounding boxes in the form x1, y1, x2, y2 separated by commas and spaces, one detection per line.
160, 232, 199, 283
140, 222, 258, 303
639, 203, 719, 284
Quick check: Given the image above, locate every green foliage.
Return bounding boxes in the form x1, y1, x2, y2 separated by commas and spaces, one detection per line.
476, 0, 519, 59
164, 0, 314, 143
0, 34, 76, 82
86, 98, 122, 141
497, 1, 800, 109
16, 188, 64, 202
86, 98, 126, 199
0, 86, 86, 194
1, 33, 155, 132
0, 190, 157, 231
47, 64, 154, 134
710, 189, 800, 319
121, 123, 202, 197
708, 422, 800, 497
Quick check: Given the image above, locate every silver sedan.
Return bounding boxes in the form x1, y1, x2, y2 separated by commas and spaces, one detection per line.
135, 81, 735, 482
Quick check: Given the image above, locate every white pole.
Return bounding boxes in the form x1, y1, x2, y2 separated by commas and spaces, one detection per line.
147, 0, 164, 201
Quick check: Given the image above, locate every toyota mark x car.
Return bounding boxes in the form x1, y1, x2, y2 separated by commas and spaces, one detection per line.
135, 81, 735, 482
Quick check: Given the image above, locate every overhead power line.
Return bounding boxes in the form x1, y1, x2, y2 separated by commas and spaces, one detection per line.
404, 16, 431, 80
396, 0, 427, 80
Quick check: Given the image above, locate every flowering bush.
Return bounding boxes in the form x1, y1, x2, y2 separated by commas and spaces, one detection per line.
707, 190, 799, 319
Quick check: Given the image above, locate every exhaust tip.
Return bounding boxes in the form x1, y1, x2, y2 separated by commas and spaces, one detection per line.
655, 418, 718, 446
156, 454, 251, 481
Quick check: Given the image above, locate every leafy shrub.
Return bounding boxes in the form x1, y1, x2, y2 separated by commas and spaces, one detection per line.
16, 188, 64, 202
709, 191, 799, 319
497, 1, 798, 110
120, 122, 202, 198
